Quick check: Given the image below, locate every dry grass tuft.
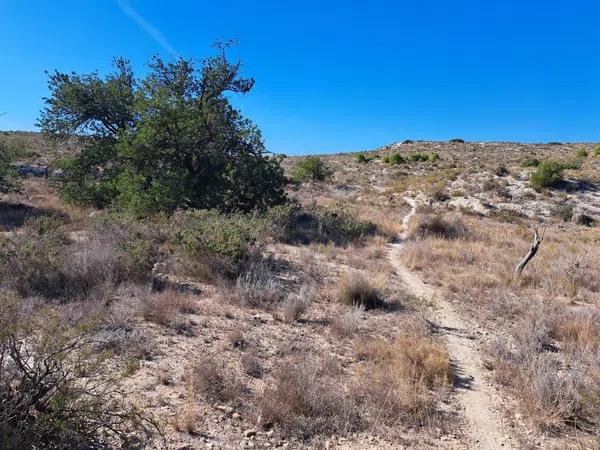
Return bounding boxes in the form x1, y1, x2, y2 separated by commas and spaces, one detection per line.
193, 355, 244, 403
407, 213, 469, 240
140, 290, 197, 327
354, 334, 451, 426
282, 284, 315, 322
240, 353, 264, 378
259, 358, 361, 439
230, 260, 284, 308
330, 306, 364, 336
492, 308, 600, 432
172, 402, 200, 434
337, 274, 385, 309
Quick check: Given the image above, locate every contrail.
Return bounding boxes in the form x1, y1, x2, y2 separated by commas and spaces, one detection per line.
114, 0, 179, 57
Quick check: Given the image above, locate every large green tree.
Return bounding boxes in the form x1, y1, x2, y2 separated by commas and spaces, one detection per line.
39, 44, 286, 215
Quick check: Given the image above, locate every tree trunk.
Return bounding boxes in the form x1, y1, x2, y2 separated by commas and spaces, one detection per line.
515, 226, 545, 276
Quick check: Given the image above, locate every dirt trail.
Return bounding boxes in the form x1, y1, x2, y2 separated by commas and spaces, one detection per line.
388, 197, 516, 450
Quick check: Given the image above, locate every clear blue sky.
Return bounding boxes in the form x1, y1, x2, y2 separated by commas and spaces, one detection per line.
1, 0, 600, 154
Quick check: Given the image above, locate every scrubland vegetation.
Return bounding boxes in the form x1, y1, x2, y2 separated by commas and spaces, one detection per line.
2, 45, 600, 448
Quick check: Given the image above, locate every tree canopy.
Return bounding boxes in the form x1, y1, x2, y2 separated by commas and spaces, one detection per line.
39, 44, 286, 215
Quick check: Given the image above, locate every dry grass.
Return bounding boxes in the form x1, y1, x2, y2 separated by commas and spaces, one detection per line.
391, 168, 461, 195
229, 260, 284, 308
337, 274, 385, 309
407, 213, 469, 240
192, 355, 245, 403
282, 284, 315, 322
172, 402, 200, 434
259, 358, 361, 439
330, 306, 364, 336
354, 332, 451, 427
140, 290, 197, 327
401, 215, 600, 308
491, 308, 600, 432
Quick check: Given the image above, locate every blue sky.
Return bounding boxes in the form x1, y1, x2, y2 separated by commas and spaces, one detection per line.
1, 0, 600, 154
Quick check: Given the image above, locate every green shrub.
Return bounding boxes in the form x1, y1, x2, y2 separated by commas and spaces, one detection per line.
575, 148, 588, 158
449, 138, 465, 143
529, 161, 564, 190
356, 153, 368, 163
408, 153, 428, 162
594, 145, 600, 157
382, 155, 390, 164
291, 156, 332, 182
430, 152, 440, 162
265, 204, 376, 246
561, 159, 581, 170
521, 157, 540, 168
386, 152, 404, 165
172, 209, 261, 279
554, 204, 574, 222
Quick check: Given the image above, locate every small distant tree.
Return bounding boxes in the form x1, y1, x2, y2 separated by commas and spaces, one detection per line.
291, 156, 332, 182
529, 160, 564, 190
39, 42, 286, 215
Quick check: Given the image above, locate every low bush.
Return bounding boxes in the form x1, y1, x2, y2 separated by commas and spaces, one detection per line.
449, 138, 465, 143
495, 165, 509, 176
240, 353, 264, 378
171, 209, 261, 280
0, 293, 156, 448
193, 355, 244, 403
355, 153, 369, 163
529, 160, 565, 190
408, 214, 469, 240
282, 284, 315, 322
576, 148, 588, 158
430, 152, 440, 162
231, 259, 284, 308
330, 305, 364, 336
408, 152, 429, 162
554, 203, 574, 222
291, 156, 332, 182
355, 334, 450, 426
0, 215, 160, 300
266, 203, 376, 246
259, 358, 361, 439
595, 145, 600, 157
140, 289, 197, 327
491, 311, 600, 432
337, 274, 384, 309
383, 152, 404, 165
521, 157, 540, 167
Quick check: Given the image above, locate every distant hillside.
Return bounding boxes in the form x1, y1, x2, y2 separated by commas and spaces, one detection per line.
0, 130, 82, 165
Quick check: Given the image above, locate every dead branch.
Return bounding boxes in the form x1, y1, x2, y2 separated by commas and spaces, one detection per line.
515, 225, 546, 277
